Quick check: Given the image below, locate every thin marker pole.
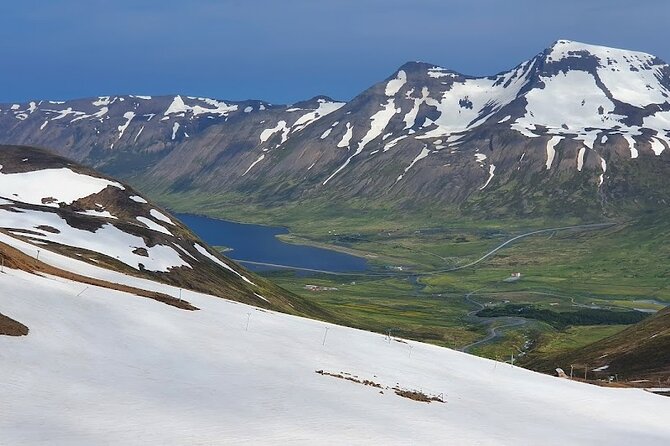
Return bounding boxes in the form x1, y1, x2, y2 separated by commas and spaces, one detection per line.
245, 313, 251, 331
322, 327, 329, 346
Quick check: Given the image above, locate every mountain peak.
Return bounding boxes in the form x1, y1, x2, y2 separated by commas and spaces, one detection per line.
544, 39, 662, 64
397, 61, 437, 72
290, 95, 342, 109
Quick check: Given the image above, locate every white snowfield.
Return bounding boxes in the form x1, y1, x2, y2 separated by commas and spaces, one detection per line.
0, 207, 188, 272
547, 40, 670, 108
164, 95, 238, 118
0, 167, 196, 272
0, 259, 669, 446
0, 167, 124, 207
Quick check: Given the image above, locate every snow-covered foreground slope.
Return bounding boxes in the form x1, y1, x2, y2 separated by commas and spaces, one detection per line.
1, 261, 668, 445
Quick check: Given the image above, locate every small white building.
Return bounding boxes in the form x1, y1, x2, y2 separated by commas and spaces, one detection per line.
503, 272, 522, 283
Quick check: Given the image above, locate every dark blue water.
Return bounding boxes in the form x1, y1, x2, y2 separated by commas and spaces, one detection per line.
177, 214, 369, 273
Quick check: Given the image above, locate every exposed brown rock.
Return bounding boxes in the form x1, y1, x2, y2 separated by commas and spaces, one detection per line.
0, 313, 28, 336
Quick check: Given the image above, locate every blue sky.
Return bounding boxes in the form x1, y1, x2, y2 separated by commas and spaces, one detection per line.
0, 0, 668, 104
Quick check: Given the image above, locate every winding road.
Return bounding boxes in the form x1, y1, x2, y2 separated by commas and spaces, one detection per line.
424, 222, 615, 276
460, 320, 528, 353
458, 290, 528, 353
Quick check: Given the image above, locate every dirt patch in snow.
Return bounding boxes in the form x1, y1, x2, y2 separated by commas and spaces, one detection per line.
35, 225, 60, 234
316, 370, 383, 388
393, 388, 444, 403
316, 369, 445, 404
0, 238, 198, 311
132, 247, 148, 257
0, 312, 28, 336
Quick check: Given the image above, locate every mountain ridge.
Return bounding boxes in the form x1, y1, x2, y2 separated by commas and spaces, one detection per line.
0, 40, 669, 219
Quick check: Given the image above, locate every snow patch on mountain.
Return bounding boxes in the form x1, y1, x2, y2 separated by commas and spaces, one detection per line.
164, 95, 238, 118
320, 128, 332, 139
359, 99, 399, 150
92, 96, 113, 107
46, 107, 87, 122
117, 112, 135, 141
150, 209, 174, 225
427, 66, 454, 79
396, 146, 430, 183
0, 168, 124, 207
624, 134, 639, 158
480, 164, 496, 190
260, 121, 289, 144
243, 154, 265, 176
384, 135, 408, 152
548, 40, 670, 108
498, 115, 512, 124
193, 243, 255, 285
403, 87, 429, 129
129, 195, 148, 204
577, 147, 587, 171
475, 153, 487, 164
337, 123, 353, 148
291, 99, 344, 133
649, 137, 667, 155
385, 70, 407, 96
71, 106, 109, 123
598, 155, 608, 186
0, 208, 187, 272
545, 136, 562, 170
644, 111, 670, 131
137, 216, 173, 236
134, 126, 144, 142
77, 209, 117, 219
421, 60, 534, 140
324, 100, 399, 185
512, 70, 623, 147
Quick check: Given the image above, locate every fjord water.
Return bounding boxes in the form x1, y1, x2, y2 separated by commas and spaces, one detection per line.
177, 213, 368, 273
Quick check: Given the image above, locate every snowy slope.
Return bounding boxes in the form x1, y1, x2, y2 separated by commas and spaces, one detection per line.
1, 261, 669, 445
0, 148, 235, 275
0, 146, 321, 315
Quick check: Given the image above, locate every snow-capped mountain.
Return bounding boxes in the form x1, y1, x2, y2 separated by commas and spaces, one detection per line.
0, 145, 323, 316
1, 40, 669, 217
